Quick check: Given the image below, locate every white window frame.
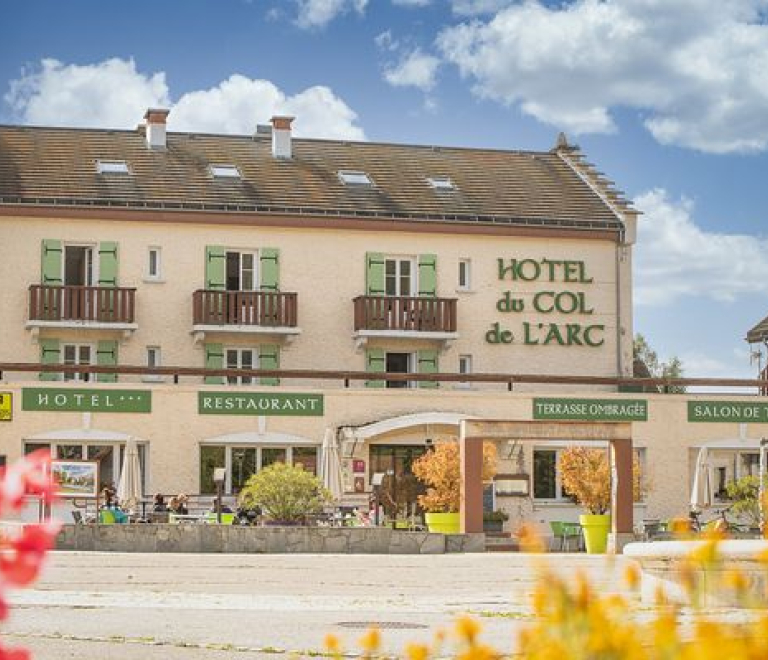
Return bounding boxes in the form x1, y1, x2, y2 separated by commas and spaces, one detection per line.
226, 250, 259, 292
533, 448, 568, 502
338, 170, 373, 186
146, 246, 163, 282
385, 351, 416, 389
62, 343, 95, 383
143, 346, 163, 383
62, 243, 97, 287
226, 347, 258, 385
457, 354, 473, 389
210, 164, 241, 178
384, 256, 417, 297
427, 176, 455, 191
96, 160, 130, 175
458, 258, 472, 291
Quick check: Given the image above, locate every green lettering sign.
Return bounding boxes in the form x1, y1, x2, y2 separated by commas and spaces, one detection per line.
688, 401, 768, 423
199, 392, 324, 416
533, 398, 648, 421
22, 388, 152, 413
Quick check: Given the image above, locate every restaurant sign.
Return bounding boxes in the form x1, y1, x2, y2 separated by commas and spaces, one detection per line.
199, 392, 324, 416
22, 388, 152, 413
533, 398, 648, 422
688, 401, 768, 423
0, 392, 11, 421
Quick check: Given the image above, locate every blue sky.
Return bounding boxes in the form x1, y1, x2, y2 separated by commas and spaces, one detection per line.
2, 0, 768, 380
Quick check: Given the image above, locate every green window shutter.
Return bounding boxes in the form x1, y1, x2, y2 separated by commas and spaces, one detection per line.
39, 338, 61, 381
260, 248, 280, 292
41, 239, 63, 285
417, 349, 439, 389
204, 343, 224, 385
418, 254, 437, 297
365, 252, 385, 296
96, 340, 118, 383
365, 347, 386, 388
98, 242, 119, 287
205, 246, 227, 290
259, 344, 280, 386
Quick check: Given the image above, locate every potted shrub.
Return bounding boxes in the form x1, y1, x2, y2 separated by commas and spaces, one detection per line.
558, 447, 641, 553
725, 475, 764, 532
238, 462, 331, 524
412, 440, 497, 533
483, 509, 509, 533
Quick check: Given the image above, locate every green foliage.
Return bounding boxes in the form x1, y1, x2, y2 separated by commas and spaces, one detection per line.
634, 333, 686, 393
238, 462, 331, 523
483, 509, 509, 522
725, 475, 765, 528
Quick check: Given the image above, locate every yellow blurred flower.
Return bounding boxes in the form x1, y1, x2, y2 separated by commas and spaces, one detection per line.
624, 562, 641, 590
359, 627, 381, 653
324, 633, 341, 653
405, 642, 429, 660
455, 616, 481, 644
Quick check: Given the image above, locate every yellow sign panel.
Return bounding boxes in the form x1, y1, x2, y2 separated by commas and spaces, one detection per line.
0, 393, 12, 421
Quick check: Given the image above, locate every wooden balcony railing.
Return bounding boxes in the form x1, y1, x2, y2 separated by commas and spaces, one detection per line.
29, 285, 136, 324
193, 290, 298, 327
353, 295, 457, 333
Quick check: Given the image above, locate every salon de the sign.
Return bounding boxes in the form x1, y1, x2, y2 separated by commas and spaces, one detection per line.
22, 388, 152, 413
486, 258, 605, 348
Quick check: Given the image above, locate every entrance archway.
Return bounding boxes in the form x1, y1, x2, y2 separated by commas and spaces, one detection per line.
460, 420, 634, 552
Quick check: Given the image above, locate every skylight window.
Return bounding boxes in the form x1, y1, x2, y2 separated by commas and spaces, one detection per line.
210, 165, 241, 178
427, 176, 456, 191
96, 160, 129, 174
338, 170, 373, 186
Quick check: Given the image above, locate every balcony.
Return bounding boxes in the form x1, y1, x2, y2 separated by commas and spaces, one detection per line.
27, 285, 138, 334
192, 289, 301, 342
353, 295, 458, 345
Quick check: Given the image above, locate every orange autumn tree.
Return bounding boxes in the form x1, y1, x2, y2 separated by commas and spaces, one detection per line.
412, 441, 497, 513
558, 447, 642, 515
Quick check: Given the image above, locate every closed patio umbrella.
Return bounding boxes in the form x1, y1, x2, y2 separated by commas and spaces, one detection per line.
117, 439, 143, 513
690, 447, 713, 511
319, 428, 344, 502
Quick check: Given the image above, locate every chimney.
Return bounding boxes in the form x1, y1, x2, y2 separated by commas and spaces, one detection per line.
270, 116, 294, 159
144, 108, 170, 149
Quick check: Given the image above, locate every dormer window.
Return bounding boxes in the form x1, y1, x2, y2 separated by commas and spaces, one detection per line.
96, 160, 129, 174
210, 164, 241, 178
427, 176, 455, 191
338, 170, 373, 186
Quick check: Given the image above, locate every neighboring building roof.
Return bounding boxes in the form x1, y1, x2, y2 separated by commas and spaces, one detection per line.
0, 124, 632, 232
746, 314, 768, 343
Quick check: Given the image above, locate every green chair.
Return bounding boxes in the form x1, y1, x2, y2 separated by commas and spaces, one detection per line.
561, 522, 582, 552
98, 509, 116, 525
205, 512, 235, 525
549, 521, 565, 551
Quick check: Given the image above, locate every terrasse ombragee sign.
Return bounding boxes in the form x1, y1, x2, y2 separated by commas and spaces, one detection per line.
533, 398, 648, 421
22, 388, 152, 413
486, 258, 605, 347
688, 401, 768, 423
199, 392, 324, 416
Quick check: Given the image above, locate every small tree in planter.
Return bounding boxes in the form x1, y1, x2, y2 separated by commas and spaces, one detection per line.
412, 441, 497, 533
558, 447, 642, 553
725, 475, 765, 530
238, 463, 331, 524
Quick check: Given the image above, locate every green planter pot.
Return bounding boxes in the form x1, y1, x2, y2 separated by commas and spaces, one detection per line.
425, 512, 460, 534
579, 514, 611, 554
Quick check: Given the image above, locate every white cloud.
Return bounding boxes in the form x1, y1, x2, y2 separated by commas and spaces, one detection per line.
384, 48, 440, 92
294, 0, 367, 30
437, 0, 768, 153
4, 58, 365, 141
4, 58, 170, 129
375, 30, 399, 52
634, 188, 768, 306
451, 0, 514, 15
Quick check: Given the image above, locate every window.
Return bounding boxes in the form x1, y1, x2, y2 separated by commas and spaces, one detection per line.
144, 346, 162, 383
200, 445, 318, 494
210, 164, 241, 178
533, 449, 565, 500
96, 160, 129, 174
63, 344, 93, 382
427, 176, 455, 191
338, 170, 373, 186
458, 355, 472, 389
226, 348, 256, 385
147, 247, 162, 280
386, 352, 413, 389
64, 245, 95, 286
226, 251, 258, 291
458, 259, 471, 290
385, 258, 415, 297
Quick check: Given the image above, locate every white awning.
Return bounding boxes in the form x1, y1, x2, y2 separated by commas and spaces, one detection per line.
350, 411, 476, 441
25, 428, 139, 443
201, 431, 321, 446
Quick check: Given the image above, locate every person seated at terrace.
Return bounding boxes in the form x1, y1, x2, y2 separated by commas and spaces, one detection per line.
99, 487, 128, 524
152, 493, 167, 513
168, 494, 189, 515
210, 496, 233, 514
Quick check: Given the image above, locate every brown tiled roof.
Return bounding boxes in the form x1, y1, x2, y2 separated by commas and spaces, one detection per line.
747, 314, 768, 343
0, 124, 629, 231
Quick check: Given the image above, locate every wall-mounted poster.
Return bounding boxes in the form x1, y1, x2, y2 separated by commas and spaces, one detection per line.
352, 459, 366, 473
0, 392, 11, 421
52, 460, 99, 498
354, 476, 366, 493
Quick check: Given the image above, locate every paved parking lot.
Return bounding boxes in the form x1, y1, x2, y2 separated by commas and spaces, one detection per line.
6, 551, 633, 659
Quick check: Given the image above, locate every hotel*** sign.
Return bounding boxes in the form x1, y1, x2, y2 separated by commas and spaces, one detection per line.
22, 388, 152, 413
533, 398, 648, 422
199, 392, 324, 416
688, 401, 768, 423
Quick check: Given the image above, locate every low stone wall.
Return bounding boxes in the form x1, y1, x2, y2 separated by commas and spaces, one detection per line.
55, 524, 486, 554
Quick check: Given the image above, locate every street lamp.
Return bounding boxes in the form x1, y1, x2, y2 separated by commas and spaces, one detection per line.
213, 467, 226, 524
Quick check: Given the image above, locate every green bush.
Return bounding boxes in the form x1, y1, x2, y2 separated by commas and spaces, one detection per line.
725, 475, 766, 528
238, 463, 331, 523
